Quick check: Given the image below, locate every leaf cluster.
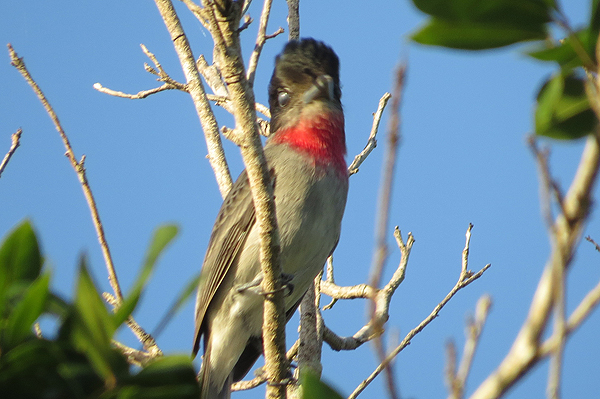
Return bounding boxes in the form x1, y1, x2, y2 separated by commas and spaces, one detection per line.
411, 0, 600, 140
0, 221, 199, 398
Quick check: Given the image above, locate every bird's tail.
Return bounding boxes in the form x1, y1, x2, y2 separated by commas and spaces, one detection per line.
199, 352, 232, 399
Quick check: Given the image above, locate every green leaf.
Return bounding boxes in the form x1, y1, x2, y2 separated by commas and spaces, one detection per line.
0, 339, 104, 397
527, 29, 596, 70
412, 19, 547, 50
69, 256, 119, 386
300, 370, 344, 399
114, 224, 179, 326
535, 74, 598, 139
0, 220, 42, 292
412, 0, 551, 25
410, 0, 551, 50
3, 273, 50, 349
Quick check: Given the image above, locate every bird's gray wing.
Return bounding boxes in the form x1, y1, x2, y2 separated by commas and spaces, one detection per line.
193, 170, 256, 356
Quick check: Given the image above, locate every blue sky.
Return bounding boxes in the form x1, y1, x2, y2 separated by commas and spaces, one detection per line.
1, 1, 598, 398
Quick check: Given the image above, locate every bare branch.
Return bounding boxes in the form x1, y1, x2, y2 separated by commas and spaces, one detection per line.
367, 64, 406, 399
0, 128, 22, 179
447, 295, 492, 399
321, 256, 339, 310
196, 54, 228, 98
246, 0, 281, 87
112, 340, 154, 367
348, 92, 392, 175
293, 273, 324, 396
153, 0, 233, 198
585, 235, 600, 252
349, 224, 490, 399
232, 375, 267, 391
539, 272, 600, 357
103, 292, 163, 357
320, 280, 376, 301
9, 43, 162, 358
94, 44, 188, 100
285, 0, 300, 40
196, 2, 288, 396
93, 82, 184, 99
8, 43, 123, 303
469, 132, 600, 399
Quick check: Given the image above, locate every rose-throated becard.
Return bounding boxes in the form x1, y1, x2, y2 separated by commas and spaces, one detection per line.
193, 38, 348, 399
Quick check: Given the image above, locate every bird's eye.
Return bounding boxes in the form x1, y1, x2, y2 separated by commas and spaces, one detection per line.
277, 90, 290, 107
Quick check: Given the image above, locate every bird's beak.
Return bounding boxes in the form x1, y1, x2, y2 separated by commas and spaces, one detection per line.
302, 74, 334, 104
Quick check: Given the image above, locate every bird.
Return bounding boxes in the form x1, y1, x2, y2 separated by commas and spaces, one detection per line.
193, 38, 348, 399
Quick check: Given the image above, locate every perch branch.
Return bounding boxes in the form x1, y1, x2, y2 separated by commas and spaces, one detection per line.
348, 225, 491, 399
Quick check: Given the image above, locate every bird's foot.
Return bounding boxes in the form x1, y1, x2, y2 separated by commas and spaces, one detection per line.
236, 273, 294, 296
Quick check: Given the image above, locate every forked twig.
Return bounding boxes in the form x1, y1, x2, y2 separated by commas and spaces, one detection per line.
348, 92, 392, 175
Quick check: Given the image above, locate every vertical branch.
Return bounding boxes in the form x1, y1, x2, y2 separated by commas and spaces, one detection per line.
154, 0, 233, 198
297, 274, 324, 372
0, 128, 22, 179
368, 64, 406, 289
368, 63, 406, 399
246, 0, 274, 87
286, 0, 300, 40
200, 2, 288, 397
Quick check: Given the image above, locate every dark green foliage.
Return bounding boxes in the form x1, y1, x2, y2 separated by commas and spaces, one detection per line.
0, 220, 199, 398
411, 0, 550, 49
410, 0, 600, 140
535, 74, 597, 139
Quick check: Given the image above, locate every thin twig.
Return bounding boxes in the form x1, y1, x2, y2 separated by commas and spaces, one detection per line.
94, 44, 188, 99
585, 235, 600, 252
348, 92, 392, 175
321, 229, 414, 353
0, 128, 22, 179
9, 43, 162, 359
8, 43, 123, 303
112, 340, 154, 367
349, 261, 491, 399
93, 82, 184, 99
447, 295, 492, 399
322, 256, 339, 310
246, 0, 282, 87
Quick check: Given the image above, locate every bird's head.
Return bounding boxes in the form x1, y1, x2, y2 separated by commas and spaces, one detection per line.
267, 39, 346, 174
268, 38, 342, 133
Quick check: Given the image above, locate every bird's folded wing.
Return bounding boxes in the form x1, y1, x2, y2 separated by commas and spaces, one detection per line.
193, 171, 256, 355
